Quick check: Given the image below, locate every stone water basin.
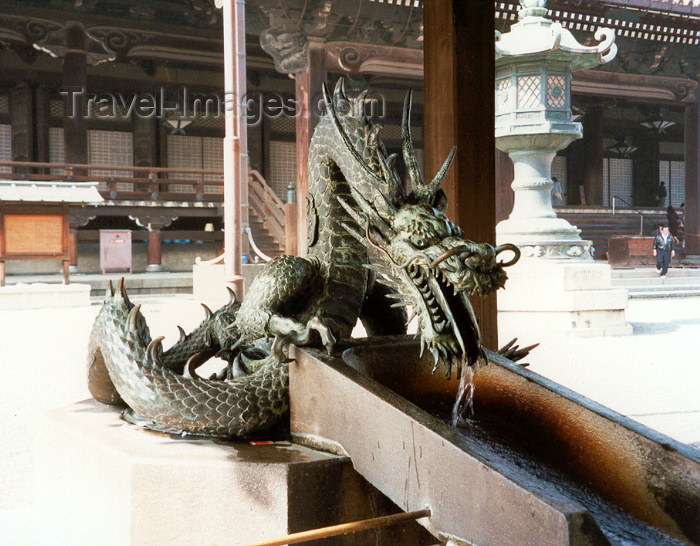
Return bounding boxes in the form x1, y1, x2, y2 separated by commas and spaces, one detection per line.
290, 336, 700, 545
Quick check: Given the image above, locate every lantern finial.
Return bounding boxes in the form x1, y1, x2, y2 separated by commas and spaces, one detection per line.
518, 0, 548, 19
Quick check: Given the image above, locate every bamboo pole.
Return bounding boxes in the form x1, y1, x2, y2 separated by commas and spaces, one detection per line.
244, 508, 431, 546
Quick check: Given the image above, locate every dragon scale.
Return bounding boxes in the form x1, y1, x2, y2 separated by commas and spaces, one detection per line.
87, 81, 521, 438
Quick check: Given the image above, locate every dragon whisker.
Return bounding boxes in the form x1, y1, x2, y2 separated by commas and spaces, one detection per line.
427, 245, 472, 268
494, 243, 521, 267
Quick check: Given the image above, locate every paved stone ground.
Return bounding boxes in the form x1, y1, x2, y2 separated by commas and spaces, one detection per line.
0, 293, 698, 545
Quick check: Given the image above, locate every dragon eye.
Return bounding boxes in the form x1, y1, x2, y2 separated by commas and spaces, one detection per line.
412, 237, 427, 248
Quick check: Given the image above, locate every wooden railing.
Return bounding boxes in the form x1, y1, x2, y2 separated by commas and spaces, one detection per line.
0, 160, 287, 250
0, 160, 225, 203
247, 169, 286, 246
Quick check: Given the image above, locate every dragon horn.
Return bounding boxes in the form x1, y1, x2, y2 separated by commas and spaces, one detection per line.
322, 81, 332, 111
375, 148, 403, 204
401, 89, 425, 188
427, 146, 457, 195
201, 303, 213, 320
353, 89, 368, 117
335, 77, 347, 100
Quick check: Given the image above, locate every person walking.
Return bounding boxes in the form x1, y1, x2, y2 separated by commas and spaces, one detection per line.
653, 224, 675, 278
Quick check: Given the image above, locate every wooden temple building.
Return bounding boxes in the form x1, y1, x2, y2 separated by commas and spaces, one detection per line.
0, 0, 698, 291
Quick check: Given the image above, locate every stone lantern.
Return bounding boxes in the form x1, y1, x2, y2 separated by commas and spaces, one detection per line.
495, 0, 617, 259
495, 0, 632, 338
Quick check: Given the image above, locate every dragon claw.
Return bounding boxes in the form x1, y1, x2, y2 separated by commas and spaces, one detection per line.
271, 336, 294, 364
308, 316, 336, 356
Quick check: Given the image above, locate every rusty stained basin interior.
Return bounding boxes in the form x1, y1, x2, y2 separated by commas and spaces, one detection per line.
340, 336, 700, 545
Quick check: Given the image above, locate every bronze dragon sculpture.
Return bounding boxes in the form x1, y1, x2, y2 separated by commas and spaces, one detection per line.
87, 81, 521, 438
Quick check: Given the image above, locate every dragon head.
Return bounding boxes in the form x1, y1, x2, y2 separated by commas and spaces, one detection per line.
324, 81, 520, 377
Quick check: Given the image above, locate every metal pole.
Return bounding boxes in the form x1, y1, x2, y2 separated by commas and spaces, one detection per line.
236, 0, 250, 261
222, 0, 245, 299
244, 508, 431, 546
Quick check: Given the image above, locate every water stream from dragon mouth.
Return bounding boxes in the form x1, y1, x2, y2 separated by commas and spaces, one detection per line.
451, 361, 476, 427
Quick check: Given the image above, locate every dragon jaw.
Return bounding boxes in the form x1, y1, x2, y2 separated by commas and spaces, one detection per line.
376, 204, 518, 377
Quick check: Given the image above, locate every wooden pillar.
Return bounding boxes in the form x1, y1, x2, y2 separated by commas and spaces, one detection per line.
582, 106, 604, 206
9, 82, 33, 172
633, 130, 658, 207
68, 229, 79, 271
685, 100, 700, 255
62, 26, 88, 170
147, 229, 163, 272
294, 38, 326, 256
35, 86, 50, 165
424, 0, 498, 349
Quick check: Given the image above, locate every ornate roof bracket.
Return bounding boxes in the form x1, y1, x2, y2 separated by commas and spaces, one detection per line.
129, 214, 177, 231
259, 27, 310, 74
32, 21, 116, 66
86, 27, 153, 59
326, 41, 423, 79
0, 14, 63, 46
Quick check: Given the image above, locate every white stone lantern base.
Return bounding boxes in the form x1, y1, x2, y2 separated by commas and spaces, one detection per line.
497, 260, 632, 339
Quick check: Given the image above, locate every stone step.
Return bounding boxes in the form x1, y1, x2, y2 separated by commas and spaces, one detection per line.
610, 266, 700, 297
613, 277, 700, 287
612, 267, 700, 279
619, 282, 700, 291
627, 289, 700, 299
4, 272, 193, 298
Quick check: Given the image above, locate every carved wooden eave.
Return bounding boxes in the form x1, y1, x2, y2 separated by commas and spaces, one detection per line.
0, 14, 64, 42
572, 70, 698, 104
325, 41, 423, 79
126, 45, 222, 66
32, 22, 117, 66
0, 3, 223, 67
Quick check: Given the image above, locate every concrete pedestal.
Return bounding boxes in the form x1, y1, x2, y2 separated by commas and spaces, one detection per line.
0, 282, 91, 309
498, 261, 632, 339
34, 400, 431, 546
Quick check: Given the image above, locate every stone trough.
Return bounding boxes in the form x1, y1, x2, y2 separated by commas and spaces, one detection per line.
290, 337, 700, 545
